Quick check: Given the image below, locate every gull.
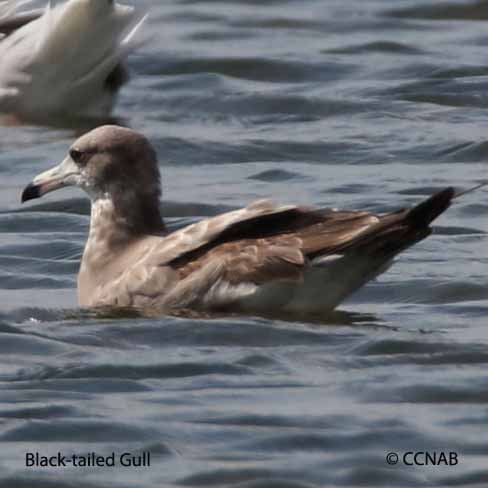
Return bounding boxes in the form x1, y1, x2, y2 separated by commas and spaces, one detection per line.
21, 125, 460, 317
0, 0, 147, 119
0, 2, 41, 35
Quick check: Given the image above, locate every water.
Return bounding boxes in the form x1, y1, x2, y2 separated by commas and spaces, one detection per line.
1, 0, 488, 486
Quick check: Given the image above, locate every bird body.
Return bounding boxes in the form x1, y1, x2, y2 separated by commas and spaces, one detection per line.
0, 0, 146, 118
22, 126, 456, 318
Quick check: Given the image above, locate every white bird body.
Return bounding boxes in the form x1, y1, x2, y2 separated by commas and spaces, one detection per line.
0, 0, 146, 118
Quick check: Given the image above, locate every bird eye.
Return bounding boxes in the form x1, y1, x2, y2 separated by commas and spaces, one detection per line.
70, 149, 84, 164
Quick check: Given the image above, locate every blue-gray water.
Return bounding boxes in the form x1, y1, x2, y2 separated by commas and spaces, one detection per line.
1, 0, 488, 486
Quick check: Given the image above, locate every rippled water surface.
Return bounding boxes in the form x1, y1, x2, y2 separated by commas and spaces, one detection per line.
1, 0, 488, 486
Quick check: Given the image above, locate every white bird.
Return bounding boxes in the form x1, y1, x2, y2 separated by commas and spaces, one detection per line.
21, 125, 463, 319
0, 0, 146, 120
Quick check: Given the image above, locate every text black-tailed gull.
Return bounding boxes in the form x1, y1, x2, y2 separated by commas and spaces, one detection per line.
0, 0, 146, 119
21, 125, 459, 317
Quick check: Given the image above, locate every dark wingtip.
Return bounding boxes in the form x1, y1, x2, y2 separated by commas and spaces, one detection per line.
21, 183, 41, 204
408, 187, 455, 227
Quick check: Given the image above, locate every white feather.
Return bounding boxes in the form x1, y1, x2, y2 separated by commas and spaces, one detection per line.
234, 255, 394, 315
0, 0, 147, 118
0, 0, 34, 18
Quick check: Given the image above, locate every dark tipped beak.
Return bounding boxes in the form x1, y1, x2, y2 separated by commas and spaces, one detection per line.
21, 183, 41, 203
20, 155, 80, 204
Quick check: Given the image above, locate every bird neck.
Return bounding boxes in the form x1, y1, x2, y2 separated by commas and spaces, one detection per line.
84, 194, 166, 263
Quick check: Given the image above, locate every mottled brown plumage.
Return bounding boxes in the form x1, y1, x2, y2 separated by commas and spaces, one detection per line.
170, 189, 453, 291
21, 125, 456, 317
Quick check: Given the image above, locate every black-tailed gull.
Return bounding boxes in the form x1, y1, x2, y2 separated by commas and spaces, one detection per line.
21, 125, 459, 317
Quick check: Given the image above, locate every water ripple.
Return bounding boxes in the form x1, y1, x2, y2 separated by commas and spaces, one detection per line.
1, 0, 488, 486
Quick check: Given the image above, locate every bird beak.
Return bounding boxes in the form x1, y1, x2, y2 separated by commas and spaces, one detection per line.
21, 156, 80, 203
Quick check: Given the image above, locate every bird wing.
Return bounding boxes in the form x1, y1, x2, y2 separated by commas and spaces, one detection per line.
0, 5, 42, 37
151, 198, 377, 272
152, 200, 307, 265
163, 188, 454, 285
146, 204, 377, 311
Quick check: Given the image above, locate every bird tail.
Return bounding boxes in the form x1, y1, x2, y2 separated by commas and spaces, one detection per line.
406, 186, 455, 228
339, 187, 456, 259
